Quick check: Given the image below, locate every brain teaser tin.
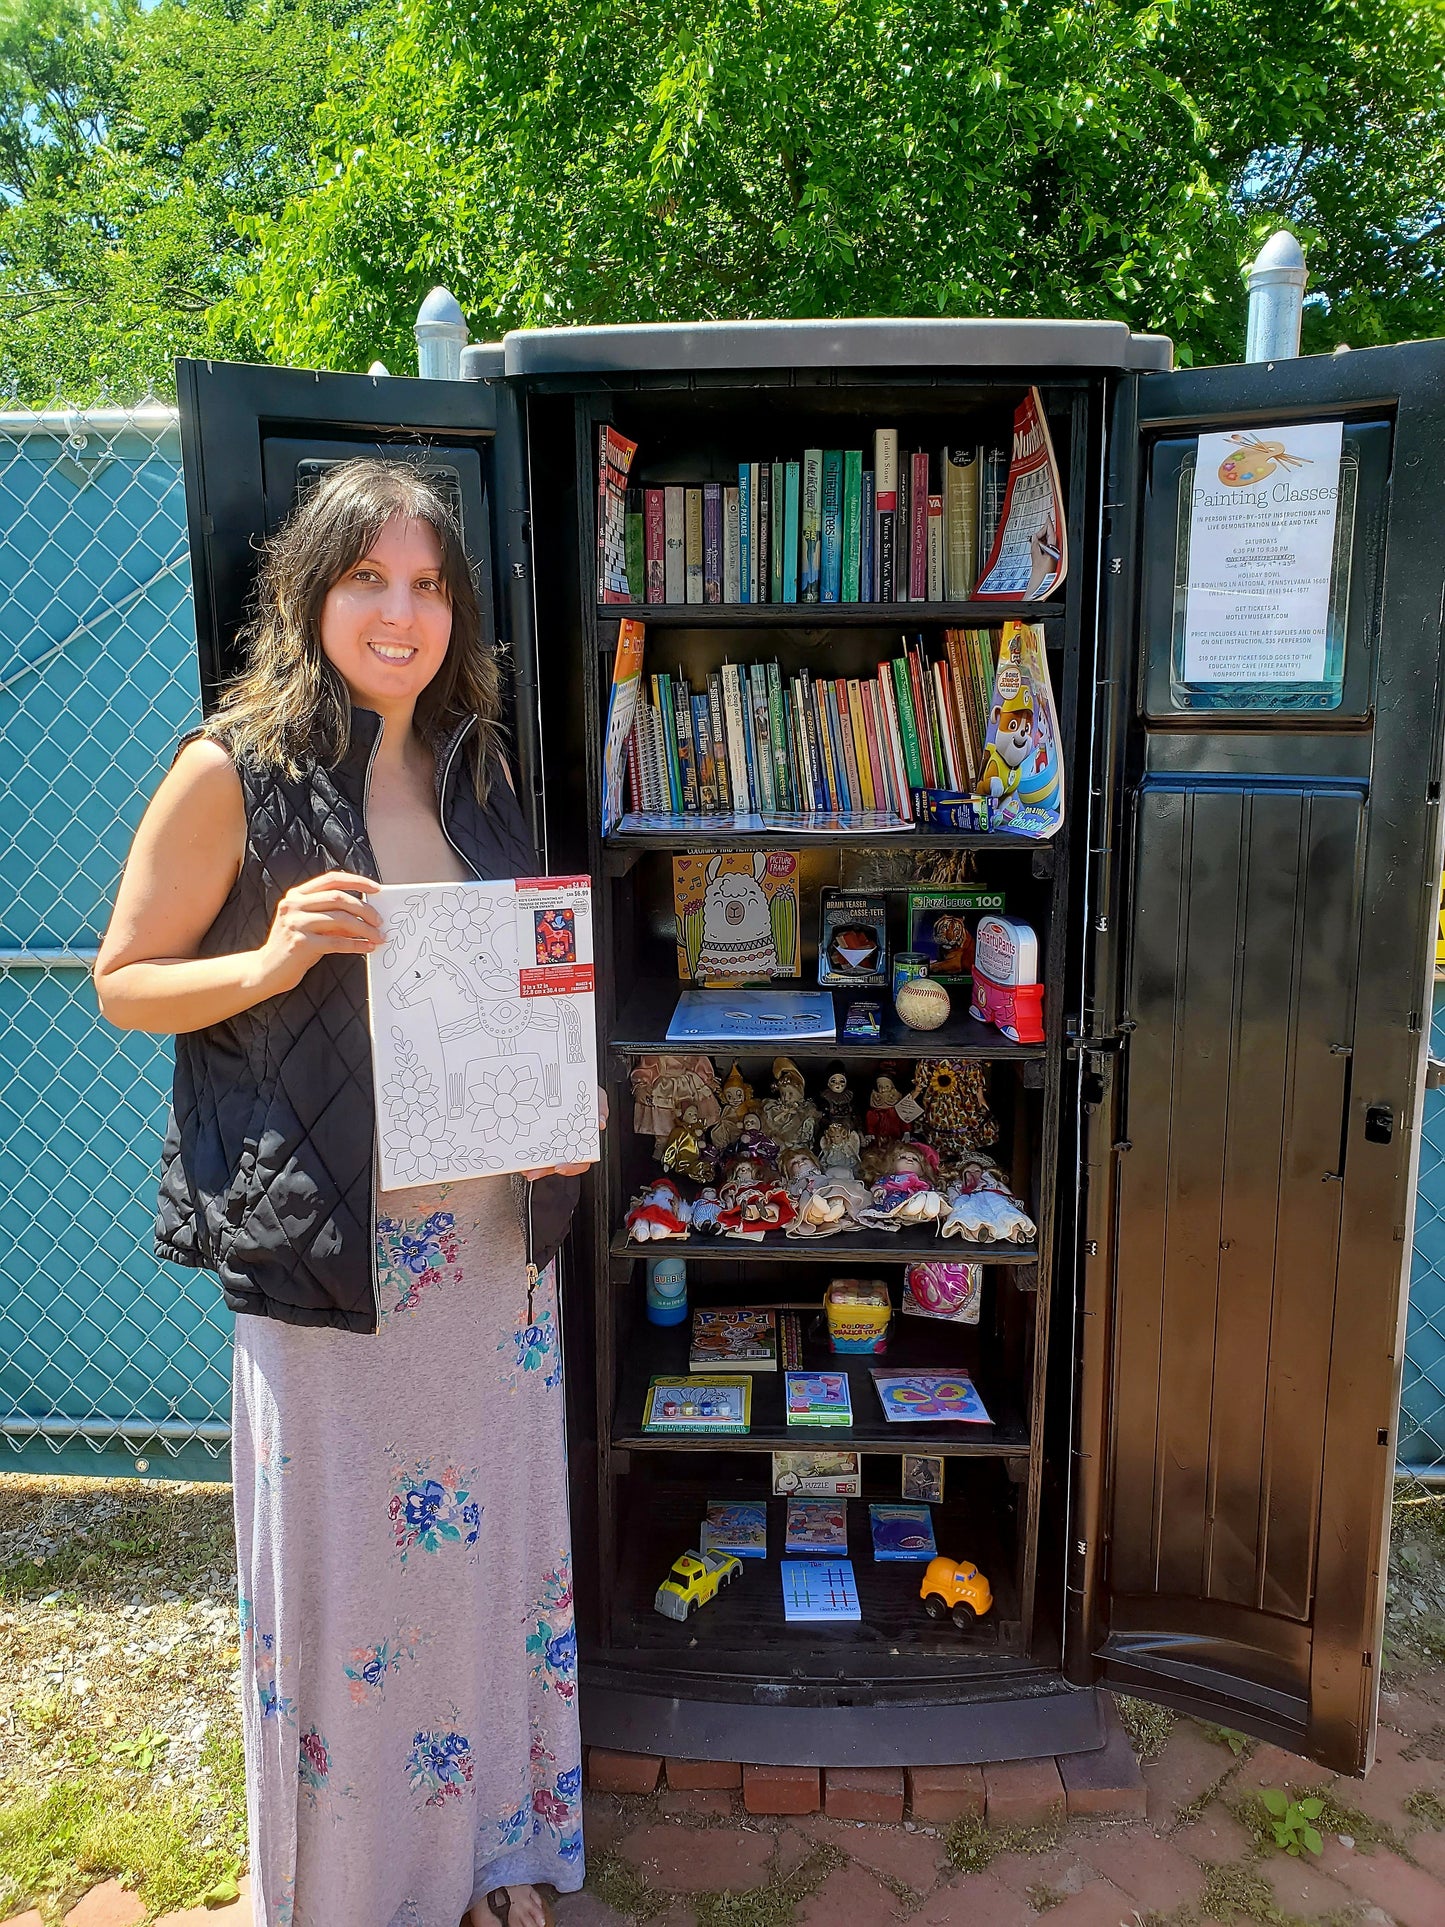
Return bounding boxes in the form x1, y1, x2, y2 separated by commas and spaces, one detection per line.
968, 915, 1045, 1045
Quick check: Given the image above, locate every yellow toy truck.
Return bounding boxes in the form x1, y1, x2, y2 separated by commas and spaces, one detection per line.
919, 1555, 993, 1627
653, 1548, 744, 1621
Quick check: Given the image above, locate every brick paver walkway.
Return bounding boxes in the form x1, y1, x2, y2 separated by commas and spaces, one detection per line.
9, 1680, 1445, 1925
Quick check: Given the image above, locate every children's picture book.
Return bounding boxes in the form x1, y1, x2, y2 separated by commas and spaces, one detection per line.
785, 1370, 853, 1427
700, 1499, 768, 1559
868, 1503, 938, 1562
690, 1308, 778, 1372
642, 1375, 753, 1435
597, 426, 638, 602
673, 851, 800, 985
817, 890, 889, 988
781, 1560, 861, 1622
974, 389, 1067, 600
600, 619, 646, 837
785, 1498, 848, 1554
902, 1454, 946, 1503
772, 1449, 861, 1497
367, 877, 599, 1188
666, 988, 835, 1044
905, 886, 1007, 987
973, 620, 1065, 839
871, 1371, 991, 1425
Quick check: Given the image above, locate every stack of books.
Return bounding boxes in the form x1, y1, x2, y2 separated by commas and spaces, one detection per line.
623, 632, 997, 821
598, 432, 1019, 607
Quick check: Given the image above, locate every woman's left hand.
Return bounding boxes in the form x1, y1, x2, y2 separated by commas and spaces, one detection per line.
523, 1086, 608, 1181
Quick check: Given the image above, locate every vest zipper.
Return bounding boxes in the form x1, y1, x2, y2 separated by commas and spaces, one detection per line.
436, 715, 477, 874
362, 716, 385, 1335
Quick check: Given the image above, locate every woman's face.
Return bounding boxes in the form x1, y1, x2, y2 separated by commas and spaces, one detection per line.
319, 515, 452, 714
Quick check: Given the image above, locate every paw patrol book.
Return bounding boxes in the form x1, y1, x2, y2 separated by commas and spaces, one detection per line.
972, 621, 1064, 839
673, 850, 801, 984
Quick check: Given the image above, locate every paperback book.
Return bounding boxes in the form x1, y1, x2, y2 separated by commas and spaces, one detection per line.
975, 389, 1068, 600
690, 1307, 778, 1372
700, 1499, 768, 1559
597, 426, 638, 602
785, 1498, 849, 1554
868, 1503, 938, 1562
870, 1371, 991, 1425
666, 989, 836, 1044
642, 1375, 753, 1435
785, 1370, 853, 1428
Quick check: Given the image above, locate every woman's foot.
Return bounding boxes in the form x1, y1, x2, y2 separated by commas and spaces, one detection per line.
472, 1885, 551, 1927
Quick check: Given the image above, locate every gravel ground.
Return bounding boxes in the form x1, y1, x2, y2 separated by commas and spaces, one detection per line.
0, 1474, 241, 1836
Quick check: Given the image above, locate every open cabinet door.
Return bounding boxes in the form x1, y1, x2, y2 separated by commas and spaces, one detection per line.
1069, 340, 1445, 1772
173, 358, 544, 846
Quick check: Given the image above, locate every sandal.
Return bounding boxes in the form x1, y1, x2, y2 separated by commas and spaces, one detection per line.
485, 1888, 557, 1927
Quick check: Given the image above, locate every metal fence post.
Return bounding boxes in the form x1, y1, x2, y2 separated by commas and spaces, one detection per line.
1245, 231, 1308, 363
414, 288, 469, 381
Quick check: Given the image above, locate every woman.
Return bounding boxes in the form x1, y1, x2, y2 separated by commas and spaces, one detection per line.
95, 461, 596, 1927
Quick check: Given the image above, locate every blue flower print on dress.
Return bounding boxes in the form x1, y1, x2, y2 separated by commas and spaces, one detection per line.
343, 1628, 421, 1705
525, 1559, 578, 1707
498, 1303, 561, 1393
376, 1209, 462, 1318
252, 1628, 295, 1727
406, 1728, 475, 1806
387, 1458, 482, 1564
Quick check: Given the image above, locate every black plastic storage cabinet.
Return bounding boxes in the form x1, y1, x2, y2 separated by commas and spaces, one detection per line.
176, 319, 1445, 1777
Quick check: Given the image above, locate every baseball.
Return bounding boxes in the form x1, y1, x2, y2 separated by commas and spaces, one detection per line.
895, 976, 950, 1031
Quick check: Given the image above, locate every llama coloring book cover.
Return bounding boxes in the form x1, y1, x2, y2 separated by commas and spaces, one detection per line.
367, 877, 599, 1187
673, 850, 800, 985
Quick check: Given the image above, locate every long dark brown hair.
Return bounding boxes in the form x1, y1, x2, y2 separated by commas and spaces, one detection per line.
208, 459, 504, 798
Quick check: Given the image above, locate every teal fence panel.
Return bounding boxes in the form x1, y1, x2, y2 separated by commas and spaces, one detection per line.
0, 404, 229, 1478
1401, 982, 1445, 1474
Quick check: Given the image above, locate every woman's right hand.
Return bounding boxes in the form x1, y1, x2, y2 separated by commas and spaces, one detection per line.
255, 871, 385, 995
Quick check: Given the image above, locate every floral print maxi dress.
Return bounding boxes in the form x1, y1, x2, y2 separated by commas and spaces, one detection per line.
231, 1176, 583, 1927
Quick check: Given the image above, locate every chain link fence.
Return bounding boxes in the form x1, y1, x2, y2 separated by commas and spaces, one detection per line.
0, 394, 230, 1478
1398, 982, 1445, 1487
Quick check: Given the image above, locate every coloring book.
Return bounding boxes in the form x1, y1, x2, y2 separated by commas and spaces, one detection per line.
367, 877, 599, 1188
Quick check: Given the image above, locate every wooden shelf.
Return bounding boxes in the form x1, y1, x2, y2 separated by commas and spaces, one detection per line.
610, 1479, 1023, 1669
614, 1317, 1028, 1459
610, 979, 1046, 1061
612, 1228, 1034, 1267
603, 829, 1049, 863
596, 601, 1064, 630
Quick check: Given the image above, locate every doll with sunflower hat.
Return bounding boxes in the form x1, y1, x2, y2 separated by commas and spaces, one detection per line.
911, 1059, 998, 1168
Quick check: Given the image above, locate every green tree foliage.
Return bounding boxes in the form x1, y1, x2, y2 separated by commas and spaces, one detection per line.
231, 0, 1445, 372
0, 0, 371, 398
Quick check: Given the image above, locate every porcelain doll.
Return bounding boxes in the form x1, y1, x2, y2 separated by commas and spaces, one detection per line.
689, 1184, 724, 1236
817, 1119, 862, 1174
659, 1103, 717, 1184
941, 1158, 1038, 1244
709, 1063, 755, 1152
858, 1141, 947, 1230
736, 1107, 781, 1169
781, 1149, 870, 1239
716, 1153, 795, 1240
911, 1058, 997, 1164
864, 1072, 907, 1141
763, 1056, 820, 1151
625, 1177, 692, 1242
630, 1052, 721, 1148
818, 1064, 857, 1130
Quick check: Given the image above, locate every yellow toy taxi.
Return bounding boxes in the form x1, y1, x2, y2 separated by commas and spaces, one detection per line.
920, 1554, 993, 1627
653, 1548, 743, 1621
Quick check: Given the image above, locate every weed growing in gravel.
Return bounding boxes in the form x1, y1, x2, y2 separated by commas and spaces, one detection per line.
945, 1814, 1060, 1874
1114, 1694, 1178, 1763
1404, 1787, 1445, 1828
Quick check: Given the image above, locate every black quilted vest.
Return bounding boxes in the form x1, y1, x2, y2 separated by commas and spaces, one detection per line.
155, 707, 578, 1332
